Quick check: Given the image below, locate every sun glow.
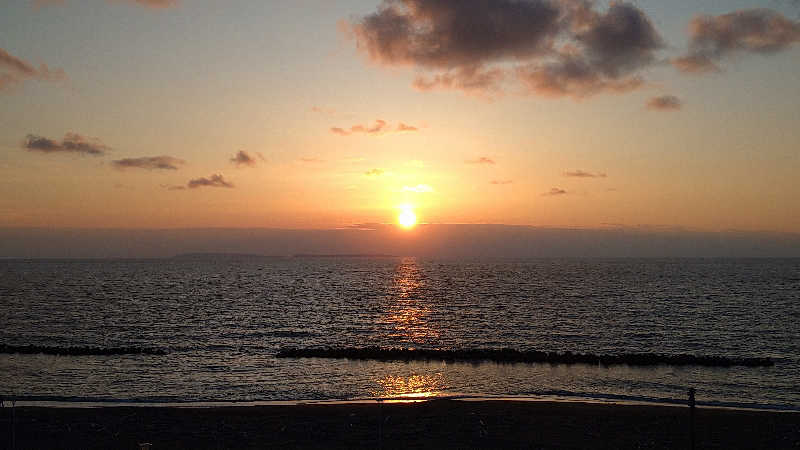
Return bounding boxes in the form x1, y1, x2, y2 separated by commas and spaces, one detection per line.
398, 205, 417, 229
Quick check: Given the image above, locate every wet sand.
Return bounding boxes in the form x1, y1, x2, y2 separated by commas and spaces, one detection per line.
2, 400, 799, 449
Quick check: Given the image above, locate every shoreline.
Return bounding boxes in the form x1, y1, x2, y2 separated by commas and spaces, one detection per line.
5, 393, 800, 413
2, 398, 798, 449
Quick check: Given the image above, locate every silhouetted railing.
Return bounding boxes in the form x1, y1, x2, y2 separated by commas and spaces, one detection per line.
276, 347, 773, 368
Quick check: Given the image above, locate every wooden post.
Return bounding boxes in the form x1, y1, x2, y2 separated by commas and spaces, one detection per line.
688, 388, 696, 450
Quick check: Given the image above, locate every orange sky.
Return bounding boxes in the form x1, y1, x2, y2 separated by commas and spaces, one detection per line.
1, 1, 799, 232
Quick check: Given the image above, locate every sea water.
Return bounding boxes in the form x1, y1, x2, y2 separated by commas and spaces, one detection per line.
1, 257, 798, 409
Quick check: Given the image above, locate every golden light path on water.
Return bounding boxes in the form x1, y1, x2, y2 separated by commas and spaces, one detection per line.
373, 257, 444, 399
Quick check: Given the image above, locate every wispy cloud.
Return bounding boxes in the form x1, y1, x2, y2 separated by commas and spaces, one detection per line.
345, 0, 663, 98
331, 120, 420, 136
299, 157, 323, 163
364, 168, 385, 176
402, 184, 434, 193
397, 123, 418, 132
646, 95, 682, 111
674, 9, 800, 74
112, 156, 185, 170
23, 133, 109, 156
230, 150, 257, 168
564, 170, 607, 178
161, 184, 186, 191
466, 157, 495, 165
332, 120, 387, 136
187, 173, 234, 189
490, 180, 513, 185
543, 187, 568, 196
0, 47, 65, 92
310, 106, 338, 117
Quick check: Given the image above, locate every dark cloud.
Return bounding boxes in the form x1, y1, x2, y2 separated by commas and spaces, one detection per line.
516, 3, 661, 98
466, 157, 496, 165
490, 180, 513, 185
112, 156, 185, 170
23, 133, 109, 156
346, 0, 663, 98
365, 168, 385, 176
0, 47, 65, 92
646, 95, 682, 111
230, 150, 257, 167
543, 187, 568, 196
516, 53, 645, 98
187, 174, 234, 189
348, 0, 560, 67
674, 9, 800, 74
564, 169, 606, 177
575, 3, 663, 77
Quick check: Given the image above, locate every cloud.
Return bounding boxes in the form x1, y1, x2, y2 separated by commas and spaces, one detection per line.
543, 187, 568, 196
345, 0, 663, 98
564, 169, 607, 178
674, 9, 800, 74
412, 67, 506, 96
331, 119, 418, 136
310, 106, 342, 118
112, 156, 185, 170
402, 184, 434, 193
230, 150, 257, 168
646, 95, 682, 111
0, 47, 65, 92
365, 168, 385, 176
300, 157, 323, 163
490, 180, 513, 185
466, 157, 496, 165
161, 184, 186, 191
516, 52, 645, 99
331, 120, 421, 136
396, 123, 418, 132
672, 54, 720, 74
187, 173, 234, 189
23, 132, 109, 156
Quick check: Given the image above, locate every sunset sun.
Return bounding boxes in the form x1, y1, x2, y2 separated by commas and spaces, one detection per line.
398, 206, 417, 229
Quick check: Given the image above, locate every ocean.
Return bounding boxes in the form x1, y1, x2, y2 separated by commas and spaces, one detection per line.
1, 257, 798, 409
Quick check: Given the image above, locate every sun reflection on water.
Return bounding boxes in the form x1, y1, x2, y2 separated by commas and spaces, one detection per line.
380, 257, 440, 343
374, 372, 445, 399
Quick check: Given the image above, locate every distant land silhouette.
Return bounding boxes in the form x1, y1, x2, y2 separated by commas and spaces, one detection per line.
172, 252, 275, 259
1, 225, 799, 258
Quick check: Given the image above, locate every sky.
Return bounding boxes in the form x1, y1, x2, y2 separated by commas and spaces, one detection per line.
1, 0, 799, 234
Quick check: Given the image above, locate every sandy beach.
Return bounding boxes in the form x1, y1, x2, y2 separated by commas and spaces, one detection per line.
2, 400, 799, 449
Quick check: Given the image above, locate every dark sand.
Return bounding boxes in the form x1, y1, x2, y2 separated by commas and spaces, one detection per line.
2, 400, 799, 449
